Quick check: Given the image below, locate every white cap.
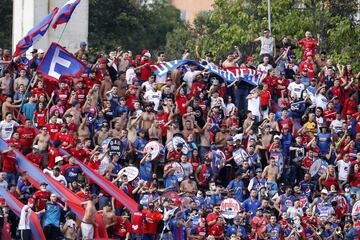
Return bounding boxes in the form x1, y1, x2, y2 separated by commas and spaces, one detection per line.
32, 145, 39, 149
321, 189, 328, 195
38, 49, 45, 54
143, 52, 151, 58
55, 156, 64, 163
274, 135, 281, 139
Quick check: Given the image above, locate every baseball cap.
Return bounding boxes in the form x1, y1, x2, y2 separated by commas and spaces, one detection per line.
80, 41, 87, 46
28, 198, 35, 204
55, 156, 64, 163
40, 182, 48, 186
247, 56, 254, 61
32, 145, 39, 150
38, 49, 45, 54
144, 52, 151, 58
256, 168, 262, 173
90, 194, 98, 200
321, 189, 328, 195
274, 135, 281, 139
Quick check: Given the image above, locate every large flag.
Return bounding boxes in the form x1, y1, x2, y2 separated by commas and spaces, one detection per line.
37, 42, 85, 81
13, 8, 59, 57
52, 0, 81, 29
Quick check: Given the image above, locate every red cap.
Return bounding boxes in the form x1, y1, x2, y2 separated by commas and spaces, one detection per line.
247, 56, 254, 61
28, 198, 35, 204
310, 78, 316, 82
98, 58, 107, 64
0, 198, 5, 204
173, 199, 182, 206
346, 110, 353, 115
306, 52, 312, 56
141, 49, 149, 55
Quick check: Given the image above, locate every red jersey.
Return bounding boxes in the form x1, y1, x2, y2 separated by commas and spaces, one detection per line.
69, 148, 89, 162
75, 190, 91, 201
139, 60, 153, 81
34, 109, 47, 127
54, 132, 74, 148
0, 150, 16, 173
46, 123, 62, 141
48, 146, 61, 169
324, 109, 336, 126
299, 61, 315, 78
143, 210, 163, 234
176, 95, 188, 115
114, 217, 132, 237
299, 38, 318, 59
31, 88, 46, 98
209, 223, 224, 239
206, 212, 220, 231
33, 190, 51, 211
260, 90, 271, 106
55, 88, 70, 106
75, 89, 87, 106
131, 211, 145, 234
17, 127, 36, 149
26, 152, 43, 168
6, 139, 21, 150
125, 94, 139, 110
155, 112, 169, 137
279, 118, 293, 130
87, 160, 100, 171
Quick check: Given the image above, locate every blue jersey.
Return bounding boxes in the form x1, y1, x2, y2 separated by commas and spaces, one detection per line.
317, 133, 331, 154
133, 137, 148, 159
171, 220, 186, 240
164, 175, 178, 192
43, 202, 62, 227
227, 179, 244, 202
242, 198, 261, 216
266, 223, 281, 240
139, 161, 152, 181
63, 166, 81, 183
280, 194, 295, 212
22, 102, 36, 120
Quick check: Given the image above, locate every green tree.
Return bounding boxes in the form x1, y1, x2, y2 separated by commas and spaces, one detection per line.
88, 0, 182, 54
0, 0, 13, 49
165, 0, 360, 70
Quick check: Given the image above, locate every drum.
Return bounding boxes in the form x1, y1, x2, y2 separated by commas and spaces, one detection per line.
220, 198, 241, 219
166, 136, 189, 154
270, 150, 284, 175
118, 166, 139, 182
102, 138, 123, 157
309, 159, 329, 179
164, 162, 185, 182
352, 200, 360, 216
144, 141, 165, 160
232, 148, 249, 166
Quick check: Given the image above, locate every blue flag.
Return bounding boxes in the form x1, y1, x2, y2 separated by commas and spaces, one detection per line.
37, 42, 85, 81
52, 0, 81, 29
13, 8, 59, 57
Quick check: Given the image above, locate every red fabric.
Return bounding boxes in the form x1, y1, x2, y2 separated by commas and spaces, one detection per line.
34, 109, 47, 127
17, 127, 36, 149
299, 38, 318, 59
139, 60, 153, 81
131, 211, 145, 234
260, 90, 271, 106
54, 132, 74, 148
48, 146, 61, 169
45, 123, 62, 141
298, 61, 315, 78
114, 217, 132, 237
0, 150, 17, 173
176, 95, 188, 115
33, 190, 51, 211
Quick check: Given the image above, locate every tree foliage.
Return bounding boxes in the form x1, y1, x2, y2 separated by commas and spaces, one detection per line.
165, 0, 360, 69
89, 0, 182, 54
0, 0, 13, 49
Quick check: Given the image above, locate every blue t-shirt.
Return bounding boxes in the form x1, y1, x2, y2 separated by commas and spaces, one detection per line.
266, 223, 281, 240
63, 166, 81, 183
164, 175, 178, 192
22, 102, 36, 120
242, 198, 261, 216
139, 161, 152, 181
43, 202, 62, 227
227, 179, 244, 202
317, 133, 331, 154
133, 137, 147, 159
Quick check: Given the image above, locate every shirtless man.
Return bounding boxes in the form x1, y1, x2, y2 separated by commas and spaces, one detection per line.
148, 121, 162, 141
109, 122, 122, 138
262, 157, 280, 193
64, 101, 81, 126
114, 73, 127, 97
13, 69, 29, 91
2, 96, 21, 118
33, 127, 50, 166
221, 46, 242, 68
127, 113, 142, 143
81, 194, 99, 239
94, 124, 109, 146
214, 124, 229, 148
78, 118, 91, 142
141, 104, 156, 130
101, 203, 117, 238
180, 175, 198, 194
166, 121, 180, 141
182, 120, 197, 139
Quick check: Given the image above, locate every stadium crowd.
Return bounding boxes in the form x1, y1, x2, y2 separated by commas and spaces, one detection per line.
0, 29, 359, 240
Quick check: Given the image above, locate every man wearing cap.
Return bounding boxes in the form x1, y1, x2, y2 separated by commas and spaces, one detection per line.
143, 202, 163, 240
25, 145, 43, 168
138, 51, 153, 81
114, 211, 131, 239
43, 194, 68, 239
75, 41, 88, 59
18, 198, 44, 240
33, 182, 51, 212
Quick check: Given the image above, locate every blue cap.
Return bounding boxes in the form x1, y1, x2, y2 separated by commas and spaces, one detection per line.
80, 41, 87, 46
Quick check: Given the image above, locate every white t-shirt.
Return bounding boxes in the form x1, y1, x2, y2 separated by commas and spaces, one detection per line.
0, 179, 8, 189
257, 64, 273, 82
144, 90, 162, 111
287, 82, 305, 99
315, 94, 328, 110
180, 162, 193, 177
287, 206, 304, 219
225, 103, 236, 116
125, 68, 137, 85
43, 169, 68, 186
0, 120, 19, 140
18, 205, 32, 230
183, 70, 201, 92
330, 119, 344, 133
248, 97, 260, 117
336, 160, 350, 181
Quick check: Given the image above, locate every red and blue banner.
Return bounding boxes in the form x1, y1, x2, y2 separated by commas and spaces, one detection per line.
52, 0, 81, 29
13, 8, 59, 57
0, 188, 46, 240
37, 42, 85, 81
59, 148, 139, 213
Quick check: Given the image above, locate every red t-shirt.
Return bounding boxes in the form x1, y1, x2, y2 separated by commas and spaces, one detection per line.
34, 109, 47, 127
279, 118, 293, 130
54, 132, 74, 148
0, 150, 16, 173
33, 190, 51, 211
156, 113, 169, 137
17, 127, 36, 149
69, 147, 89, 162
48, 146, 61, 169
299, 38, 318, 59
26, 152, 43, 168
6, 139, 21, 150
75, 190, 91, 201
176, 95, 188, 115
143, 210, 163, 234
260, 90, 271, 107
115, 217, 132, 237
56, 88, 70, 106
208, 223, 224, 239
131, 211, 145, 234
299, 61, 315, 78
140, 60, 153, 81
206, 212, 220, 231
46, 123, 62, 141
125, 94, 139, 110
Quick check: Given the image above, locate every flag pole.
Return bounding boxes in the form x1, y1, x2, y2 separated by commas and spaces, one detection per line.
57, 22, 68, 43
